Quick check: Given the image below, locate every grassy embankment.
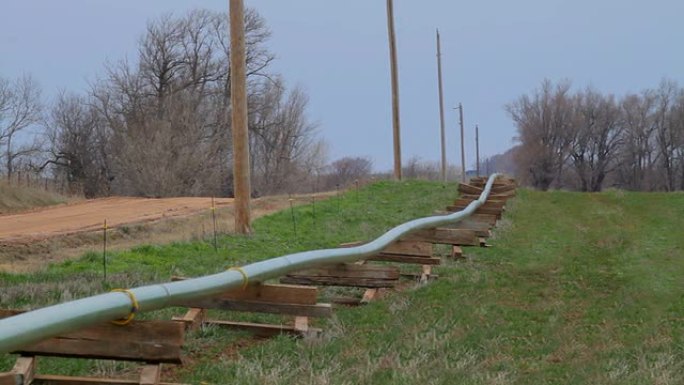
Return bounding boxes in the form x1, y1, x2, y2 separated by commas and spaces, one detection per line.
1, 181, 683, 384
0, 181, 68, 214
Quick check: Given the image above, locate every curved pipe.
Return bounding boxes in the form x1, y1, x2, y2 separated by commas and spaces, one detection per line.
0, 174, 500, 353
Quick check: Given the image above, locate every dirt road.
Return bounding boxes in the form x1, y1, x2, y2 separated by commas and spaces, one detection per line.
0, 197, 233, 242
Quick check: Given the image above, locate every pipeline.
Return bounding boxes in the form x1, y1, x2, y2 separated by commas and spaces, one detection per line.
0, 174, 500, 353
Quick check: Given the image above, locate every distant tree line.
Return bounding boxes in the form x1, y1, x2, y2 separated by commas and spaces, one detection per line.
0, 9, 363, 198
508, 79, 684, 191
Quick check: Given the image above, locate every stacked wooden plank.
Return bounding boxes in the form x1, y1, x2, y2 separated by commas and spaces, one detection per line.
172, 280, 331, 338
0, 310, 187, 385
404, 175, 517, 258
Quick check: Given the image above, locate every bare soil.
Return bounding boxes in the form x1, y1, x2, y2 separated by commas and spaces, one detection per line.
0, 193, 332, 272
0, 196, 234, 242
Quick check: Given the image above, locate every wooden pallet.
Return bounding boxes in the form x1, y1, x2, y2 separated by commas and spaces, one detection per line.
0, 310, 186, 385
171, 280, 330, 338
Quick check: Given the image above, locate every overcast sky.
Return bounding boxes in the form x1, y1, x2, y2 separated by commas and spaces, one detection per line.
2, 0, 683, 170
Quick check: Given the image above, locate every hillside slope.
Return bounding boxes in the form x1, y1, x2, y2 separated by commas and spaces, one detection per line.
1, 185, 682, 384
190, 189, 683, 384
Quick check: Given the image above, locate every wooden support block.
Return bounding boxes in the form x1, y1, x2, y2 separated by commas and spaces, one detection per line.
172, 308, 205, 331
381, 240, 432, 257
452, 199, 505, 210
31, 375, 186, 384
445, 206, 503, 219
400, 272, 439, 281
288, 263, 399, 279
360, 288, 380, 304
342, 240, 432, 257
0, 311, 185, 364
0, 309, 21, 318
459, 193, 513, 201
471, 176, 516, 184
469, 180, 516, 189
420, 265, 433, 284
293, 316, 309, 334
0, 356, 35, 385
344, 240, 436, 264
470, 214, 498, 226
281, 263, 400, 288
0, 374, 15, 385
450, 216, 496, 230
458, 183, 483, 195
442, 222, 491, 238
451, 245, 464, 259
367, 254, 441, 265
403, 228, 479, 246
206, 319, 321, 338
0, 313, 184, 385
139, 365, 161, 385
170, 279, 318, 305
176, 297, 332, 318
280, 276, 397, 288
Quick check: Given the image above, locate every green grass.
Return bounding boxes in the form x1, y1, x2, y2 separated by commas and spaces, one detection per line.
0, 181, 67, 214
173, 188, 683, 385
1, 183, 683, 384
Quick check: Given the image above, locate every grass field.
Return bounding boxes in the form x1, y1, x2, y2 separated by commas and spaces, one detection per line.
1, 182, 682, 384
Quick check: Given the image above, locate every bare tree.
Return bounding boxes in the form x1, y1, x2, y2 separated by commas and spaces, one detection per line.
42, 93, 113, 197
674, 93, 684, 190
509, 78, 684, 191
402, 156, 441, 180
249, 79, 322, 195
0, 75, 42, 181
615, 92, 658, 190
34, 8, 324, 198
568, 89, 623, 191
326, 157, 372, 189
507, 80, 574, 190
85, 8, 276, 197
652, 80, 682, 191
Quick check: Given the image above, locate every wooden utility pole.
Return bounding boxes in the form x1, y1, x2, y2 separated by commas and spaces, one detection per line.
229, 0, 251, 234
386, 0, 402, 180
456, 103, 466, 182
475, 124, 480, 176
436, 29, 447, 182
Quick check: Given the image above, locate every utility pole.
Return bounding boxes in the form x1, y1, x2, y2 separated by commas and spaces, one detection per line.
475, 124, 480, 176
386, 0, 402, 180
229, 0, 251, 234
455, 103, 466, 183
436, 29, 447, 183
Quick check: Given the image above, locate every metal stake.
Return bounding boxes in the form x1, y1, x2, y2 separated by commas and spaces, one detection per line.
211, 197, 218, 252
102, 219, 107, 282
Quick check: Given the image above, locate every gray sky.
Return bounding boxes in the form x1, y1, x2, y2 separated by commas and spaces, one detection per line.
2, 0, 683, 170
